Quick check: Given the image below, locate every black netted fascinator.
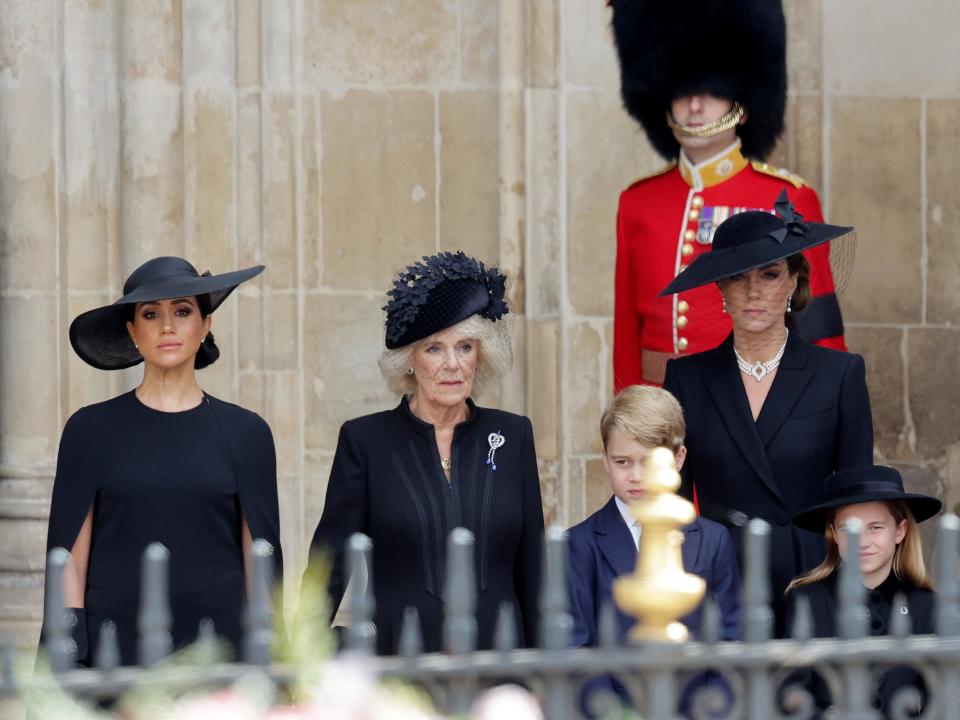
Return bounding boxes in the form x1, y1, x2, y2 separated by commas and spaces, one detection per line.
384, 252, 508, 349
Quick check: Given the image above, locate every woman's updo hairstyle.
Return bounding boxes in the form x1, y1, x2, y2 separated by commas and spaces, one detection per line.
194, 293, 220, 370
786, 252, 811, 316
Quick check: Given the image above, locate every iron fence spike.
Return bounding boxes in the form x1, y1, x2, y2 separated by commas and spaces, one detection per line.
43, 547, 76, 672
837, 518, 868, 640
936, 513, 960, 635
346, 533, 376, 654
789, 593, 813, 642
743, 519, 772, 643
94, 621, 120, 672
493, 602, 518, 653
198, 617, 217, 644
443, 527, 477, 655
598, 600, 619, 649
195, 617, 218, 665
539, 526, 572, 651
398, 606, 423, 657
137, 543, 173, 667
137, 542, 173, 667
700, 597, 721, 644
244, 539, 275, 666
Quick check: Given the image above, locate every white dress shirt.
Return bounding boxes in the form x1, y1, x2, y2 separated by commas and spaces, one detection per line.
614, 496, 642, 551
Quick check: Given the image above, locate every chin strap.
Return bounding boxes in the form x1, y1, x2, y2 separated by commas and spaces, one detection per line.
667, 102, 745, 139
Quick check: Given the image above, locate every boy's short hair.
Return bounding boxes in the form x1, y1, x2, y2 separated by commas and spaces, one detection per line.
600, 385, 685, 454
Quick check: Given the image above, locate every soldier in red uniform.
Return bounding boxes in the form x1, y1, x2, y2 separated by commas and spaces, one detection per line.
610, 0, 846, 389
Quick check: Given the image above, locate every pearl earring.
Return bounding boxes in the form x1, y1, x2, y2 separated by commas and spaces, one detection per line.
406, 367, 414, 375
721, 296, 727, 314
787, 297, 792, 313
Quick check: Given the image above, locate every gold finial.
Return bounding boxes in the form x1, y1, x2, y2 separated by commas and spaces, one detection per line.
613, 447, 706, 642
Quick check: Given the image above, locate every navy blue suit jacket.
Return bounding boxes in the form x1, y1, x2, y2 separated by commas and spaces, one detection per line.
567, 496, 742, 645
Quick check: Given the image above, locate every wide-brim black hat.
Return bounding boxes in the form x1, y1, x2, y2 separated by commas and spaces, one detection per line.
611, 0, 786, 160
69, 256, 263, 370
660, 190, 853, 296
792, 466, 942, 533
384, 252, 508, 349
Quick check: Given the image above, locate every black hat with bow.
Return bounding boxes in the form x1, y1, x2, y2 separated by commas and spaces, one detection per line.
610, 0, 788, 160
660, 190, 853, 296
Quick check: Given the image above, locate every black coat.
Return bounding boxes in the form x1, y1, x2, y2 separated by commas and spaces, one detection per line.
663, 332, 873, 635
785, 573, 934, 716
306, 398, 544, 655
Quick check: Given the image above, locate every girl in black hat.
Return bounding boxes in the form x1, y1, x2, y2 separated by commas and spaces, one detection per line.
782, 465, 941, 716
661, 193, 873, 636
43, 257, 282, 666
305, 252, 544, 654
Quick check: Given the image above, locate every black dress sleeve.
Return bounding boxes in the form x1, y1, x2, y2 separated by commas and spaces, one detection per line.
206, 399, 284, 595
43, 407, 104, 665
835, 353, 874, 469
306, 421, 369, 622
46, 408, 103, 554
514, 417, 544, 647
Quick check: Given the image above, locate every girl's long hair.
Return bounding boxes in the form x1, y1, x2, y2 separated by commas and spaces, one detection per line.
786, 500, 932, 593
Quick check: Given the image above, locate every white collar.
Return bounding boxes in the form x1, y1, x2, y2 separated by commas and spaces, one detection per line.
614, 496, 639, 531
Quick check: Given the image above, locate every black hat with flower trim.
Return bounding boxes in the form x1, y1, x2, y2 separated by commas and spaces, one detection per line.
384, 252, 508, 349
659, 190, 854, 296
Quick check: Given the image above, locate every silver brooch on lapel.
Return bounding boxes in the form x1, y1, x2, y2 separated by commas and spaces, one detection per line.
486, 431, 505, 471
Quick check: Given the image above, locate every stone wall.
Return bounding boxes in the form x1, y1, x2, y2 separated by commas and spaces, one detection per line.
1, 0, 957, 648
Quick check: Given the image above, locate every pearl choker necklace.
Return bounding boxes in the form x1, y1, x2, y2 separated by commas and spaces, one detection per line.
734, 329, 789, 382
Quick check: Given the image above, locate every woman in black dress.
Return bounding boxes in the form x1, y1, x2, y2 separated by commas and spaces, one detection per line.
44, 256, 282, 666
306, 251, 544, 655
661, 191, 873, 635
784, 465, 940, 715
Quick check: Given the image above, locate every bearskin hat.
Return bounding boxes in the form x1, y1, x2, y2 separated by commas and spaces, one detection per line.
611, 0, 787, 161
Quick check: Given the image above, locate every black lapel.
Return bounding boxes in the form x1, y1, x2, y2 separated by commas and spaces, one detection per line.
703, 336, 781, 500
755, 332, 814, 448
595, 497, 638, 579
680, 521, 702, 573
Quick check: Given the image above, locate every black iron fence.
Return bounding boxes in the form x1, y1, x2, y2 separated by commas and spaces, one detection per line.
5, 516, 960, 718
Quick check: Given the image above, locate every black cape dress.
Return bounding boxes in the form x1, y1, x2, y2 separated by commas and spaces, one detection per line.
44, 391, 283, 666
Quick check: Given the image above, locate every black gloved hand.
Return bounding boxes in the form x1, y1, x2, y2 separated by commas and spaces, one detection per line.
64, 607, 89, 666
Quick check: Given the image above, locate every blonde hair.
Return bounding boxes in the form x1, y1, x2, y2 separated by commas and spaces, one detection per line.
600, 385, 685, 454
786, 500, 933, 593
378, 314, 513, 397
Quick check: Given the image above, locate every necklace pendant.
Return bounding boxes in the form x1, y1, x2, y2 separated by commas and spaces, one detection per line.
749, 362, 768, 382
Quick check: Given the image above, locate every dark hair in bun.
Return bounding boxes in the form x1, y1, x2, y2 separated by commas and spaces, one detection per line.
194, 293, 220, 370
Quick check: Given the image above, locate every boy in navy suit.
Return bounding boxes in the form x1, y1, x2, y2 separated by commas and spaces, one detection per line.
567, 385, 742, 647
566, 386, 742, 716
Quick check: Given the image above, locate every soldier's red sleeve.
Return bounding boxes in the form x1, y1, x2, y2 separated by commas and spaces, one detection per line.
789, 185, 847, 352
613, 193, 643, 392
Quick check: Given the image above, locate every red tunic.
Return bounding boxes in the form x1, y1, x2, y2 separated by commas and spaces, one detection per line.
613, 142, 846, 390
